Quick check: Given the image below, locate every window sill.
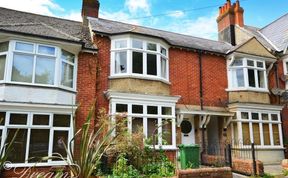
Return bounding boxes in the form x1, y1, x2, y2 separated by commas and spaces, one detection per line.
5, 161, 68, 168
0, 81, 77, 93
109, 75, 171, 85
226, 88, 269, 93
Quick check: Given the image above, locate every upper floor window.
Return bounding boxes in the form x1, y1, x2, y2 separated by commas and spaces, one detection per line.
0, 40, 76, 90
228, 58, 267, 91
111, 37, 169, 81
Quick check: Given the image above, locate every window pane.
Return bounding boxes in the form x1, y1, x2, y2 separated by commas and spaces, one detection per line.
252, 113, 259, 120
52, 131, 68, 160
147, 54, 157, 76
242, 123, 250, 145
12, 54, 33, 83
0, 112, 5, 125
53, 114, 70, 127
247, 60, 254, 67
257, 70, 265, 88
162, 119, 172, 145
115, 51, 127, 74
148, 106, 158, 115
161, 47, 167, 56
33, 114, 49, 125
147, 118, 158, 145
61, 50, 75, 63
116, 104, 127, 113
232, 59, 243, 66
0, 41, 9, 52
61, 62, 74, 88
161, 57, 167, 78
286, 62, 288, 75
15, 42, 34, 52
29, 129, 49, 162
147, 43, 157, 51
273, 124, 280, 145
236, 69, 244, 87
232, 123, 238, 143
162, 107, 172, 115
132, 117, 143, 134
257, 61, 264, 68
241, 112, 248, 119
132, 105, 143, 114
35, 56, 55, 85
263, 124, 270, 145
262, 113, 269, 120
0, 55, 6, 80
252, 123, 260, 145
115, 40, 127, 49
7, 129, 27, 163
248, 69, 256, 87
132, 40, 143, 49
271, 114, 278, 121
38, 45, 55, 55
132, 52, 143, 74
9, 113, 27, 125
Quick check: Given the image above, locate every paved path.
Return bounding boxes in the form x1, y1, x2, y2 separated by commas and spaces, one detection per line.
264, 164, 285, 177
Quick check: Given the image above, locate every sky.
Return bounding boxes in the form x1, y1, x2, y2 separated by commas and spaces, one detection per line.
0, 0, 287, 40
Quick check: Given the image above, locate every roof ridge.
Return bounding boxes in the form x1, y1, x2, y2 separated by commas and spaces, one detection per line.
91, 17, 230, 45
0, 6, 82, 24
260, 12, 288, 31
0, 22, 41, 27
40, 22, 81, 41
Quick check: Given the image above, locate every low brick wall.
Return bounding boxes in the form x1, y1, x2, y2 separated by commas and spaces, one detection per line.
202, 154, 264, 176
177, 167, 232, 178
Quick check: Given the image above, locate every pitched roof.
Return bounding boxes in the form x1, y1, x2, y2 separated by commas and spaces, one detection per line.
243, 25, 276, 51
260, 13, 288, 52
0, 7, 96, 51
88, 17, 232, 54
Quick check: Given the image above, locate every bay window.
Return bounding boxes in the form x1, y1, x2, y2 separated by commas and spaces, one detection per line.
231, 110, 282, 147
111, 37, 169, 81
111, 102, 176, 149
228, 58, 267, 91
0, 42, 8, 80
0, 111, 73, 166
0, 40, 77, 90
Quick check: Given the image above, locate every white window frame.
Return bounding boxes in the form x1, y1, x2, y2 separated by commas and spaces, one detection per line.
282, 57, 288, 89
231, 109, 283, 149
107, 92, 179, 150
110, 35, 169, 83
0, 111, 74, 168
1, 40, 77, 91
227, 57, 268, 92
0, 41, 9, 82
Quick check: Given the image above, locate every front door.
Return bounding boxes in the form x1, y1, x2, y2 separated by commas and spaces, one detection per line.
181, 118, 195, 145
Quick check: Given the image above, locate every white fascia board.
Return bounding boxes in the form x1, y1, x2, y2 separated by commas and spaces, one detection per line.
0, 101, 77, 114
227, 52, 276, 62
178, 110, 234, 117
105, 91, 180, 104
228, 103, 283, 112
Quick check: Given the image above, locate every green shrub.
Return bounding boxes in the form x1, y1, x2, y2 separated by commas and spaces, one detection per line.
112, 153, 141, 178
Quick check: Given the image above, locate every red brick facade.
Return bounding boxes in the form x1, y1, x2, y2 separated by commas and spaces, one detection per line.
170, 48, 228, 107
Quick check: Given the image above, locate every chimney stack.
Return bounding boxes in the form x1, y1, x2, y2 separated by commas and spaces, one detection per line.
82, 0, 100, 24
217, 0, 244, 45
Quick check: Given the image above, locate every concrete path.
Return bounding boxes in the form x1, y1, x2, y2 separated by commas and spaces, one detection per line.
264, 164, 285, 177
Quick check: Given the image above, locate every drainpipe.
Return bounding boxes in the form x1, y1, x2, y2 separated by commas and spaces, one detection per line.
198, 50, 204, 110
198, 50, 206, 156
274, 62, 280, 104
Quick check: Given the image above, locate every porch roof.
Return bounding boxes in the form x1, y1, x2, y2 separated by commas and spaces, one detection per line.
176, 105, 234, 117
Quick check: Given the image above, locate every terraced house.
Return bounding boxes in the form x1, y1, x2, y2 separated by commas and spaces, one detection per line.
0, 0, 288, 175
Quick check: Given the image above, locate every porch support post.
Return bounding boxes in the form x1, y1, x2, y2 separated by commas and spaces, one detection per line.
224, 116, 233, 129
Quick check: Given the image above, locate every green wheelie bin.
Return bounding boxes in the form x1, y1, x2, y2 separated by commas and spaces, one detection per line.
178, 144, 200, 169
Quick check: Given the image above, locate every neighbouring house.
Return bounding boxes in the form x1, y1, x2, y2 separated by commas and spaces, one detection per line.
0, 0, 287, 175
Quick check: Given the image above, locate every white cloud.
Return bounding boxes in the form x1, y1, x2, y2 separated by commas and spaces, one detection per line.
165, 12, 218, 40
100, 10, 141, 25
0, 0, 63, 16
62, 11, 82, 21
167, 10, 185, 18
125, 0, 150, 14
